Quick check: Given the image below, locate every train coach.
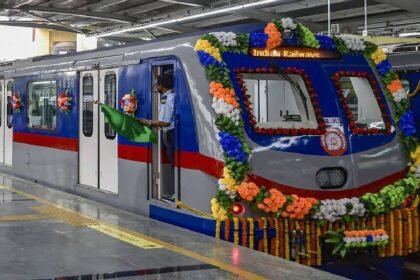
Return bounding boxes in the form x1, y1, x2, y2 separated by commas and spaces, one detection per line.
0, 18, 419, 279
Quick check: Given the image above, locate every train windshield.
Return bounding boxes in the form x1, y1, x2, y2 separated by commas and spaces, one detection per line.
243, 73, 317, 129
338, 76, 385, 129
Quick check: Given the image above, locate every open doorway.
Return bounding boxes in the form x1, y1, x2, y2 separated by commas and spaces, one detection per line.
150, 63, 176, 202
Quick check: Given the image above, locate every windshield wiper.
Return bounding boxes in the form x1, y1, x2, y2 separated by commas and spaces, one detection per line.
269, 62, 309, 120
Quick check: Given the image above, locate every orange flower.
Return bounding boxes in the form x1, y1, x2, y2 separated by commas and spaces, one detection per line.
209, 82, 239, 108
386, 79, 402, 93
238, 182, 260, 201
258, 188, 287, 214
281, 195, 317, 219
264, 23, 282, 50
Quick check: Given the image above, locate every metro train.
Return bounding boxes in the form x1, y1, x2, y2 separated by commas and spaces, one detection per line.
0, 20, 418, 278
0, 26, 409, 214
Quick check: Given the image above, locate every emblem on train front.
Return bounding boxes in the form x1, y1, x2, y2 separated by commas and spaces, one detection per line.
320, 128, 347, 156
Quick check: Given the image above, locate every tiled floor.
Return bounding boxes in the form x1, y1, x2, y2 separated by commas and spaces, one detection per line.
0, 173, 346, 280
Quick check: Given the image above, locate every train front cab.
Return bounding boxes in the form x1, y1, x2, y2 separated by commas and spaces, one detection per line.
222, 47, 407, 199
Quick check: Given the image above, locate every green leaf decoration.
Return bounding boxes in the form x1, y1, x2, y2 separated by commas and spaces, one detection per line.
332, 242, 345, 255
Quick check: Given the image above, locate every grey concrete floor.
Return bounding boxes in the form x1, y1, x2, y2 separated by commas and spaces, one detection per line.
0, 173, 346, 280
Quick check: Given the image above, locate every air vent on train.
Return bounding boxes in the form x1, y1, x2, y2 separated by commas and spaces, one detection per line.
315, 168, 346, 189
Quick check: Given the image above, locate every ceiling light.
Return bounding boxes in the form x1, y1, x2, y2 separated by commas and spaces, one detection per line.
91, 0, 281, 38
399, 32, 420, 37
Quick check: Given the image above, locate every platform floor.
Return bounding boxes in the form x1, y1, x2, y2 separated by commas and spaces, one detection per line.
0, 173, 346, 280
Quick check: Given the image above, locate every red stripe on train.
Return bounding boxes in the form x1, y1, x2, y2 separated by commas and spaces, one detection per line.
13, 132, 78, 151
249, 169, 407, 200
14, 133, 407, 199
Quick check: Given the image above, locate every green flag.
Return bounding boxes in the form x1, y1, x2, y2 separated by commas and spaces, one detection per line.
100, 103, 158, 143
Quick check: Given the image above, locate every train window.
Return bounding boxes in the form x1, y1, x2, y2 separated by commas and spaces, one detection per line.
6, 81, 13, 129
82, 74, 94, 137
338, 77, 385, 130
243, 73, 318, 129
104, 72, 116, 140
27, 80, 57, 130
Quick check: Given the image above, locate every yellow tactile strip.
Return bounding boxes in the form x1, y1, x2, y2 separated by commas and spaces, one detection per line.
33, 205, 99, 227
0, 214, 50, 222
0, 185, 267, 280
88, 224, 163, 249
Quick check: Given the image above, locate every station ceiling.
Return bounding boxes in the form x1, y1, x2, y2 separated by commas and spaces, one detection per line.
0, 0, 419, 44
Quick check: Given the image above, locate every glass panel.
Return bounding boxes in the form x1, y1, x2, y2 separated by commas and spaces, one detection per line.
338, 77, 385, 129
243, 73, 317, 129
82, 75, 94, 137
27, 80, 57, 130
104, 73, 116, 140
6, 81, 12, 91
7, 81, 13, 129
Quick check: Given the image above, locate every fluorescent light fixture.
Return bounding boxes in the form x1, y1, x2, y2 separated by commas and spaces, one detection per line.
92, 0, 280, 38
32, 81, 56, 85
399, 32, 420, 37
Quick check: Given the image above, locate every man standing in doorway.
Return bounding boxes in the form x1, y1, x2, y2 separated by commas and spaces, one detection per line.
138, 73, 175, 163
138, 73, 175, 201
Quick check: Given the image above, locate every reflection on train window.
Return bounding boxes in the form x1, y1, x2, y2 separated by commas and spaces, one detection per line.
27, 80, 57, 130
82, 74, 94, 137
243, 73, 318, 129
104, 72, 116, 140
338, 77, 385, 130
6, 81, 13, 129
400, 79, 410, 94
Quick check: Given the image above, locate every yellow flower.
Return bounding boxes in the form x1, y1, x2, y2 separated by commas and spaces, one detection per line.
222, 167, 239, 192
194, 39, 222, 62
370, 48, 387, 64
211, 198, 227, 220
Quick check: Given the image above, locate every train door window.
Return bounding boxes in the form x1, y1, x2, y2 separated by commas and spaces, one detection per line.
82, 74, 94, 137
6, 81, 13, 129
338, 77, 384, 129
243, 73, 318, 129
151, 64, 175, 202
104, 72, 116, 139
27, 80, 57, 130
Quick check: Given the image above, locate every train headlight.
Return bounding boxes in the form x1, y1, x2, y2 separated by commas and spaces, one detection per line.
231, 203, 245, 215
316, 168, 346, 189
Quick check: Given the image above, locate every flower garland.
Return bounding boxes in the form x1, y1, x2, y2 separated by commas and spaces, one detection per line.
195, 18, 420, 222
120, 89, 137, 116
57, 89, 72, 114
326, 229, 389, 258
12, 92, 22, 112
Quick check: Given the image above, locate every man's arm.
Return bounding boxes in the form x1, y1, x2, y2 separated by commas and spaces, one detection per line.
137, 118, 170, 128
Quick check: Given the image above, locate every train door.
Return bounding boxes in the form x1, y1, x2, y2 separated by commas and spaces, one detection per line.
79, 71, 99, 188
0, 80, 4, 164
4, 79, 13, 166
79, 70, 118, 193
98, 69, 118, 193
150, 62, 178, 202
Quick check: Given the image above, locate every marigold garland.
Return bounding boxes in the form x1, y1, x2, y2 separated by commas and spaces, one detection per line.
247, 217, 254, 249
264, 22, 282, 50
233, 217, 239, 244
